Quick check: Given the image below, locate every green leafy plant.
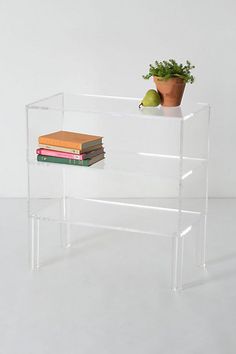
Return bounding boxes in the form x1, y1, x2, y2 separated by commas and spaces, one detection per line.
143, 59, 195, 83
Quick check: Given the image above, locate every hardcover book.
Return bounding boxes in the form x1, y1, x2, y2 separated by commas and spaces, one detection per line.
38, 131, 103, 150
37, 153, 105, 166
36, 147, 104, 160
38, 143, 103, 154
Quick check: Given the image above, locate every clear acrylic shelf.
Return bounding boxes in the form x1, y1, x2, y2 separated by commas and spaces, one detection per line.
27, 92, 208, 120
31, 197, 200, 237
26, 93, 210, 291
29, 150, 206, 180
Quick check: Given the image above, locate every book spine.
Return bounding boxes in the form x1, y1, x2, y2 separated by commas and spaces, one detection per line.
39, 144, 82, 154
36, 148, 84, 160
37, 154, 89, 166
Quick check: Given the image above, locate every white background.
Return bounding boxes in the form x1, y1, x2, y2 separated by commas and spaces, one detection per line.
0, 0, 235, 197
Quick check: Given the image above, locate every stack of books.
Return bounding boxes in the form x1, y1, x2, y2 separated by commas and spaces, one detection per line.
36, 130, 105, 166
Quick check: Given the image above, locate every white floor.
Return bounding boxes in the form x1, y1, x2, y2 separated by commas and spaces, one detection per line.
1, 198, 236, 354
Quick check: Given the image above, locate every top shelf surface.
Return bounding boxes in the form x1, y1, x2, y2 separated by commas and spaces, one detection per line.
27, 93, 209, 120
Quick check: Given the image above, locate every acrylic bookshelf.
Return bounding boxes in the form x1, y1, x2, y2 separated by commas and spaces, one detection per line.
26, 93, 210, 290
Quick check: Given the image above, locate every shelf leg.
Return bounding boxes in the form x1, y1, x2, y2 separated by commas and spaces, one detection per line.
31, 217, 40, 270
196, 104, 210, 269
60, 222, 71, 248
171, 236, 184, 291
60, 194, 71, 248
196, 216, 207, 268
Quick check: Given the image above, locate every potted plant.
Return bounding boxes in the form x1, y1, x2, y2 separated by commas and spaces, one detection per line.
143, 59, 195, 107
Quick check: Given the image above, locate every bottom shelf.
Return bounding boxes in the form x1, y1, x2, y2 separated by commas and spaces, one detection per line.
29, 197, 203, 238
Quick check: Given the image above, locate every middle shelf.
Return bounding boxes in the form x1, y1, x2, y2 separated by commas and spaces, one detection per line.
29, 149, 207, 180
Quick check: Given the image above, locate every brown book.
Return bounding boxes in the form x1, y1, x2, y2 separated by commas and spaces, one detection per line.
38, 131, 103, 151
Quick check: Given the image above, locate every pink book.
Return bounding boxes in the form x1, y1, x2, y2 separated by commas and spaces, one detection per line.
36, 147, 104, 160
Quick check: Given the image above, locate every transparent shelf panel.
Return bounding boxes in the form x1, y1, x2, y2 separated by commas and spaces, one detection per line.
27, 92, 208, 120
27, 93, 210, 290
29, 150, 206, 179
31, 197, 200, 238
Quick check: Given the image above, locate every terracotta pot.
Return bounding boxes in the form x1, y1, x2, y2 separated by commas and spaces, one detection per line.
153, 76, 186, 107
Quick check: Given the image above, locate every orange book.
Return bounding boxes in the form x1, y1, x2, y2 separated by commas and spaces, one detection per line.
38, 131, 103, 151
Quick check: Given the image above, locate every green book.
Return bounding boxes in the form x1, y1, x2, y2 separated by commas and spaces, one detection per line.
37, 153, 105, 166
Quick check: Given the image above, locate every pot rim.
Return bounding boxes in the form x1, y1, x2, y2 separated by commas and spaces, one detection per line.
153, 76, 186, 84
